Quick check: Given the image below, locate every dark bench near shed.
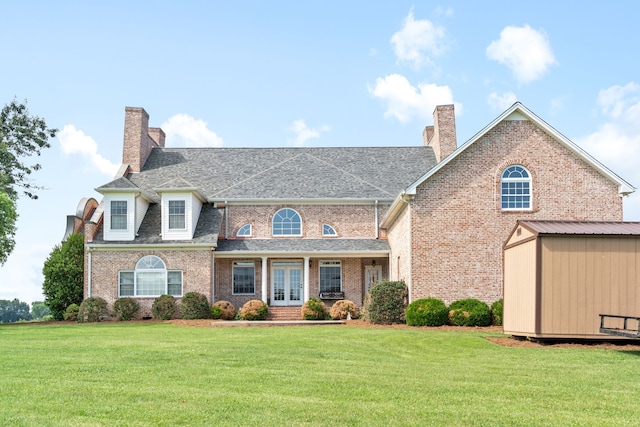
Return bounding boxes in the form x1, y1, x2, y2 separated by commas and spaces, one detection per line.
599, 314, 640, 339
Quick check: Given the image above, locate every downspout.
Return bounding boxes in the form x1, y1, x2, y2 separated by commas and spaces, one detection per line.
211, 249, 215, 303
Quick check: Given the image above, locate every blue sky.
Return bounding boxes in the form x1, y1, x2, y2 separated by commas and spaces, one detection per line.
2, 1, 640, 304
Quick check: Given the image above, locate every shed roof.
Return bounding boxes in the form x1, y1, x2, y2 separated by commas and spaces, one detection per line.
518, 220, 640, 236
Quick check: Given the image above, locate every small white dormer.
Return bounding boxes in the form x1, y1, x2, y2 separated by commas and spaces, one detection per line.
96, 177, 150, 242
154, 178, 206, 241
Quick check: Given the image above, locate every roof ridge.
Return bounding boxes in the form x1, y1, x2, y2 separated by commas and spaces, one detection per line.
304, 152, 395, 197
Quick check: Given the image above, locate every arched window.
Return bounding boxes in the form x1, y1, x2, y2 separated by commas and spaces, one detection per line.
237, 224, 252, 237
119, 255, 182, 297
501, 165, 531, 210
322, 223, 337, 236
272, 208, 302, 236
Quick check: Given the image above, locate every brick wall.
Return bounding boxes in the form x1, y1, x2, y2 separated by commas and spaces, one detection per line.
407, 119, 623, 305
88, 249, 213, 318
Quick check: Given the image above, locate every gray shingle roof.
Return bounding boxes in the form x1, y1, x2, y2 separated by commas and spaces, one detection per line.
127, 146, 437, 200
91, 204, 222, 245
216, 238, 390, 253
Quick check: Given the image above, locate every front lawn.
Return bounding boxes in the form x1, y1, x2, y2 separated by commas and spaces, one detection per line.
1, 322, 639, 426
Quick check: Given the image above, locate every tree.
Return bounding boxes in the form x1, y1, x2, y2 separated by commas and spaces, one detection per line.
0, 192, 17, 265
0, 99, 57, 265
42, 233, 84, 320
31, 301, 51, 320
0, 298, 32, 323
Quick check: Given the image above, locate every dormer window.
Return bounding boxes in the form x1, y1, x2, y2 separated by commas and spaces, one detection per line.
322, 224, 337, 236
272, 208, 302, 236
110, 201, 128, 230
168, 200, 186, 229
237, 224, 252, 237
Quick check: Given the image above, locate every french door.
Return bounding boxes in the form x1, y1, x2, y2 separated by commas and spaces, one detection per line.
271, 261, 303, 306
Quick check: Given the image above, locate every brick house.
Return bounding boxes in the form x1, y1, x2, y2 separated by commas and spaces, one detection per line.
66, 102, 634, 317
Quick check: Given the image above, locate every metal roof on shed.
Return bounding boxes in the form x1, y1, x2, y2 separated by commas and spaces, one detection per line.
518, 220, 640, 236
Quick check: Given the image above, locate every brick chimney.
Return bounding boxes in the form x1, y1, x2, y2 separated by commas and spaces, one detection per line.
122, 107, 163, 173
423, 104, 457, 162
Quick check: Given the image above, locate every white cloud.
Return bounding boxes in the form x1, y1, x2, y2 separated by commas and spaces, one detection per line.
486, 25, 557, 83
574, 82, 640, 220
369, 73, 458, 123
390, 10, 449, 69
161, 113, 223, 147
58, 125, 119, 176
488, 92, 517, 111
288, 120, 330, 147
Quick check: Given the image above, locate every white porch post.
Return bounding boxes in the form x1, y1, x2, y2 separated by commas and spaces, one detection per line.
261, 256, 268, 304
303, 256, 310, 302
211, 250, 215, 303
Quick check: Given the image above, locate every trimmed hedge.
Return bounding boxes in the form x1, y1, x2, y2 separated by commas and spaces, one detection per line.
63, 303, 80, 321
406, 298, 448, 326
448, 298, 491, 327
77, 297, 108, 323
212, 301, 236, 320
152, 295, 177, 320
329, 299, 359, 320
301, 297, 330, 320
240, 300, 268, 320
491, 299, 503, 326
364, 280, 408, 324
113, 297, 140, 321
180, 292, 210, 320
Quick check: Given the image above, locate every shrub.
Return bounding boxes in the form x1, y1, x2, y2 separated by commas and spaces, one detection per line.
152, 295, 177, 320
77, 297, 108, 323
210, 305, 223, 319
240, 300, 268, 320
491, 299, 503, 326
63, 303, 80, 321
213, 301, 236, 320
180, 292, 210, 320
448, 298, 492, 327
113, 298, 140, 321
329, 299, 358, 320
364, 280, 408, 324
301, 297, 329, 320
406, 298, 448, 327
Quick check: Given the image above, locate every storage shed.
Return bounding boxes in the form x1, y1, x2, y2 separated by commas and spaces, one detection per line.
503, 220, 640, 339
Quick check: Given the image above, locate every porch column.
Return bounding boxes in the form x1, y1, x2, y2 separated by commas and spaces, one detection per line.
303, 256, 310, 302
261, 256, 268, 304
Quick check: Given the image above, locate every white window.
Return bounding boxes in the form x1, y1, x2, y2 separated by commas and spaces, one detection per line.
272, 208, 301, 236
319, 261, 341, 293
322, 224, 337, 236
110, 200, 128, 230
118, 255, 183, 297
233, 261, 255, 294
501, 165, 531, 210
237, 224, 252, 237
168, 200, 186, 229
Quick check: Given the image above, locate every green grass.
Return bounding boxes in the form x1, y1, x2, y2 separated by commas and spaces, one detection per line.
1, 323, 639, 426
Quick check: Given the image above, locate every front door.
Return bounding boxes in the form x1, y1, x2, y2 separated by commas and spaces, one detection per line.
271, 261, 303, 306
364, 265, 383, 294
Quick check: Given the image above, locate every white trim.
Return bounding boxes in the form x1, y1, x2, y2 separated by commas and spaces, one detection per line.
231, 260, 256, 295
404, 102, 635, 197
272, 207, 303, 236
261, 257, 268, 304
213, 249, 389, 258
319, 260, 342, 293
210, 198, 394, 205
303, 256, 310, 302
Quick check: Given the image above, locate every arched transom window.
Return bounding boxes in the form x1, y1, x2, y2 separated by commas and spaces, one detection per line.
500, 165, 531, 210
119, 255, 183, 297
272, 208, 302, 236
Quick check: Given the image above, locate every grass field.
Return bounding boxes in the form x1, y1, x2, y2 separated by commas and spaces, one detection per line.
1, 322, 639, 426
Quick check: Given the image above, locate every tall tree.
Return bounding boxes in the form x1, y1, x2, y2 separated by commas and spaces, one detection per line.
42, 233, 84, 320
0, 99, 57, 264
0, 298, 32, 323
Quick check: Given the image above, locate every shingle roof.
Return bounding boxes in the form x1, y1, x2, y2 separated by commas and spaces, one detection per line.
127, 146, 437, 201
216, 238, 390, 253
91, 204, 223, 245
519, 220, 640, 236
